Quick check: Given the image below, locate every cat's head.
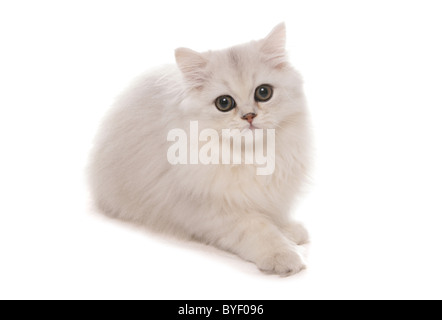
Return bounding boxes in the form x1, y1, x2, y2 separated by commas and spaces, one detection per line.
175, 23, 305, 132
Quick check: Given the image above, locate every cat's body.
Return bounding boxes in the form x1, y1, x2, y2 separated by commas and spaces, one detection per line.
89, 24, 311, 275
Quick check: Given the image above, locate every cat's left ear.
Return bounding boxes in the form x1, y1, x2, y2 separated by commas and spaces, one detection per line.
260, 23, 288, 69
175, 48, 208, 89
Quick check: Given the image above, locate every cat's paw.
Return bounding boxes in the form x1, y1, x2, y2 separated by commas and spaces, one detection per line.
257, 249, 305, 276
284, 221, 310, 245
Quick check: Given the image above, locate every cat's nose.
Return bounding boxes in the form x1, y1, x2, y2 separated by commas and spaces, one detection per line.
241, 112, 257, 123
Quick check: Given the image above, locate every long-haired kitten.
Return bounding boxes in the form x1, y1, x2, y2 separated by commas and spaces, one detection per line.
89, 23, 311, 275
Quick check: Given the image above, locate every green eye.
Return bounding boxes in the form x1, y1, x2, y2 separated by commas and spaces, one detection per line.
255, 84, 273, 102
215, 95, 236, 112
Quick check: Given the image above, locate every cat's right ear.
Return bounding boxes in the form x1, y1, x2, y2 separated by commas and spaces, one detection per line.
260, 23, 288, 69
175, 48, 208, 89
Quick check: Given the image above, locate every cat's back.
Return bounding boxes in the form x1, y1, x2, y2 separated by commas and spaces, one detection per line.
93, 64, 184, 148
89, 65, 185, 217
111, 64, 184, 119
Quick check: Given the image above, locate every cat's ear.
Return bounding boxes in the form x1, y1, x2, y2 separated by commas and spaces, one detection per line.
260, 23, 288, 69
175, 48, 208, 89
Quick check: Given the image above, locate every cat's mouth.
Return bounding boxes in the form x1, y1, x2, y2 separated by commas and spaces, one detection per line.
240, 124, 260, 133
240, 124, 262, 133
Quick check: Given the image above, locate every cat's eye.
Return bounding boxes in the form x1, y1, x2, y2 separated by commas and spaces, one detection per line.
255, 84, 273, 102
215, 95, 236, 112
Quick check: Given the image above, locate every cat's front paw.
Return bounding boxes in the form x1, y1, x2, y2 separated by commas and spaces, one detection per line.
257, 249, 305, 276
284, 221, 309, 245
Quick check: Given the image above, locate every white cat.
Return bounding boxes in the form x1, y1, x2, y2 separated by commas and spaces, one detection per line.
89, 23, 311, 276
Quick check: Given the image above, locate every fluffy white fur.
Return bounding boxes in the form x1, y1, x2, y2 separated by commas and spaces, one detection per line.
89, 23, 311, 275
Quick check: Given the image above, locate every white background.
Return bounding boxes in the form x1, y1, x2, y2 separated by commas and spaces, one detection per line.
1, 0, 441, 300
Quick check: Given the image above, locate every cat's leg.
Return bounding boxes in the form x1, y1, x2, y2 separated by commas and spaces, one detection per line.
195, 214, 305, 276
279, 220, 310, 245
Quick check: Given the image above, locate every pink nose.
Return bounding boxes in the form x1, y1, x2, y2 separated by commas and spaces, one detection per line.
242, 113, 257, 123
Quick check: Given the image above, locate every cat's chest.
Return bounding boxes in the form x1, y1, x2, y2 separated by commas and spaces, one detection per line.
212, 165, 283, 203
